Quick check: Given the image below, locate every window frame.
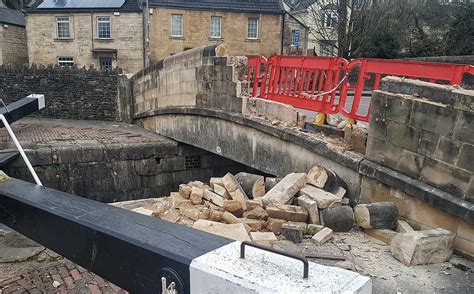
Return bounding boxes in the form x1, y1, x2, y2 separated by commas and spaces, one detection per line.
247, 17, 259, 39
171, 14, 184, 37
99, 56, 113, 70
97, 16, 111, 39
56, 16, 71, 39
58, 56, 74, 67
321, 10, 338, 28
210, 15, 222, 39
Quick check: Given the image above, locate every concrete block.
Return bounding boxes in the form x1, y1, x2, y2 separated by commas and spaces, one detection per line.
266, 204, 308, 222
457, 143, 474, 173
192, 220, 251, 242
297, 195, 320, 224
320, 206, 354, 232
433, 136, 461, 165
262, 173, 307, 206
299, 185, 342, 209
266, 218, 287, 234
311, 227, 333, 246
390, 229, 454, 266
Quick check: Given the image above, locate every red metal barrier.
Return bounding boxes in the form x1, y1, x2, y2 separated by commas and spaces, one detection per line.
247, 56, 474, 122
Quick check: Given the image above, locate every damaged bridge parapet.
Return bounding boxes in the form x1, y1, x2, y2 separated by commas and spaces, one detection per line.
127, 45, 474, 256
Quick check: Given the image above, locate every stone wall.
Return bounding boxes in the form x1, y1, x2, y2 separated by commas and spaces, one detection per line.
0, 65, 125, 121
132, 45, 245, 116
26, 12, 144, 74
0, 24, 28, 65
367, 76, 473, 203
149, 8, 282, 62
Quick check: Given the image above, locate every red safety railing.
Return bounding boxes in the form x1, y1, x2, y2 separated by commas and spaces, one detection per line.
247, 56, 474, 122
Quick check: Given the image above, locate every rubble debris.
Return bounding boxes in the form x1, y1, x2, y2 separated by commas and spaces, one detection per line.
246, 199, 263, 210
312, 227, 334, 246
396, 220, 414, 233
222, 173, 248, 210
192, 220, 251, 242
266, 204, 308, 222
307, 165, 331, 189
354, 202, 398, 229
390, 229, 454, 266
333, 186, 347, 198
190, 186, 204, 205
364, 228, 398, 245
297, 195, 320, 224
222, 211, 241, 224
131, 207, 154, 216
335, 261, 357, 271
320, 206, 354, 232
160, 209, 180, 223
178, 184, 192, 199
306, 224, 324, 236
298, 185, 342, 209
213, 183, 231, 199
203, 190, 224, 207
234, 172, 265, 198
209, 177, 224, 189
242, 206, 268, 221
266, 218, 287, 234
261, 173, 307, 206
264, 177, 281, 191
281, 222, 306, 243
223, 200, 244, 217
241, 218, 266, 231
250, 232, 278, 247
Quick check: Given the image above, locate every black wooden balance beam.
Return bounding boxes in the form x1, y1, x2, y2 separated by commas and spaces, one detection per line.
0, 94, 45, 128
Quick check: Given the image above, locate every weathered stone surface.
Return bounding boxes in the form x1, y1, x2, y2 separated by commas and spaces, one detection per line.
169, 193, 193, 208
192, 219, 251, 242
262, 173, 307, 206
250, 232, 278, 247
223, 200, 244, 217
209, 210, 224, 222
311, 228, 333, 246
266, 218, 287, 234
333, 186, 347, 198
235, 172, 265, 199
264, 177, 281, 191
160, 209, 180, 223
131, 207, 154, 216
306, 224, 324, 236
281, 223, 305, 243
320, 206, 354, 232
297, 195, 320, 224
190, 186, 204, 205
241, 218, 266, 231
397, 220, 414, 233
178, 184, 192, 199
246, 199, 263, 211
222, 211, 241, 224
390, 229, 454, 266
213, 183, 231, 199
209, 177, 224, 189
222, 173, 248, 210
364, 229, 398, 245
354, 202, 398, 229
307, 165, 329, 188
299, 185, 342, 209
243, 206, 269, 221
183, 206, 210, 221
203, 190, 224, 207
266, 204, 308, 222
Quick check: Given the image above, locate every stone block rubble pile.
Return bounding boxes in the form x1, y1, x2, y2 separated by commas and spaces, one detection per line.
115, 166, 455, 267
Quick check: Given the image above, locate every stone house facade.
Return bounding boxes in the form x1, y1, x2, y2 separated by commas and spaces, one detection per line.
26, 0, 144, 74
0, 8, 28, 65
147, 0, 284, 62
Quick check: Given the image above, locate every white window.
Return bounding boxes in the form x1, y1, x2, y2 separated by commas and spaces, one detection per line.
320, 42, 334, 56
97, 16, 111, 39
210, 16, 222, 39
247, 18, 259, 39
171, 14, 183, 37
58, 57, 74, 67
56, 16, 70, 39
321, 10, 338, 28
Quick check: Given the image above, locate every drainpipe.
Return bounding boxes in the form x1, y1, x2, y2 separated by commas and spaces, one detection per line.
280, 12, 285, 55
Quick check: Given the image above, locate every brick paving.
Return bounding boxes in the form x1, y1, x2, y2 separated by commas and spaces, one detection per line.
0, 255, 127, 294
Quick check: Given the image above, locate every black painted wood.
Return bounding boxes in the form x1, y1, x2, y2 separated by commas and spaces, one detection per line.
0, 151, 19, 168
0, 178, 232, 293
0, 96, 41, 128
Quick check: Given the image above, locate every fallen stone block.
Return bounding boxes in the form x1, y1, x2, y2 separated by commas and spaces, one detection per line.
297, 195, 320, 224
396, 220, 414, 233
192, 219, 251, 242
390, 229, 454, 266
306, 224, 324, 236
246, 199, 263, 211
354, 202, 398, 229
183, 207, 210, 221
223, 200, 244, 217
222, 173, 248, 210
320, 206, 354, 232
266, 218, 287, 234
160, 209, 180, 223
190, 186, 204, 205
298, 185, 342, 209
307, 165, 331, 189
266, 204, 308, 222
189, 181, 211, 190
209, 177, 224, 189
235, 172, 265, 199
281, 222, 306, 243
250, 232, 278, 247
203, 190, 224, 207
213, 183, 231, 199
264, 177, 281, 191
311, 227, 333, 246
241, 218, 266, 231
222, 211, 241, 224
364, 228, 398, 244
243, 206, 268, 221
131, 207, 154, 216
169, 193, 193, 208
262, 173, 307, 206
209, 210, 224, 222
178, 184, 192, 199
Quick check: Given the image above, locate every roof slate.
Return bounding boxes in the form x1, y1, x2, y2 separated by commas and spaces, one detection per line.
28, 0, 141, 13
148, 0, 283, 14
0, 8, 26, 26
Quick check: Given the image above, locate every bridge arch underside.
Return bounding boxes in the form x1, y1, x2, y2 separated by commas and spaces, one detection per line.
137, 107, 364, 202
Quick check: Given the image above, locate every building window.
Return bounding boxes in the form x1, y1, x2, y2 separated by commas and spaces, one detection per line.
58, 57, 74, 67
321, 10, 338, 28
210, 16, 222, 39
320, 42, 335, 56
171, 14, 183, 37
291, 29, 300, 47
247, 18, 259, 39
100, 57, 113, 70
97, 17, 111, 39
56, 16, 71, 39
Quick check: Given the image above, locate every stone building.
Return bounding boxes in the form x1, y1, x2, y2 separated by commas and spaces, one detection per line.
147, 0, 284, 62
282, 12, 309, 56
0, 7, 28, 65
26, 0, 144, 74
